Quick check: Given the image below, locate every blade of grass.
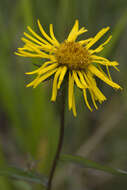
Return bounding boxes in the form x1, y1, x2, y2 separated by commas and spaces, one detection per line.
60, 154, 127, 176
0, 166, 48, 187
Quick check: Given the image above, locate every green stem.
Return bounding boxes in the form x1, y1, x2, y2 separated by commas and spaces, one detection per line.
47, 85, 66, 190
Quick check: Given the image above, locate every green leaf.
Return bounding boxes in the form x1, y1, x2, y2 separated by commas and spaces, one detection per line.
60, 154, 127, 176
0, 166, 48, 187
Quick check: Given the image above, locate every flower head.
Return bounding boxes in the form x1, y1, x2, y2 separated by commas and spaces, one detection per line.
15, 20, 122, 116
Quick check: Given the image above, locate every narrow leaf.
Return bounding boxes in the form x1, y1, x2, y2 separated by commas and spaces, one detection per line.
60, 154, 127, 176
0, 166, 48, 187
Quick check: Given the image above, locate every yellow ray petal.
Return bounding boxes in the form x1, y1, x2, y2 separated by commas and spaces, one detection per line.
97, 61, 119, 77
18, 45, 35, 52
88, 65, 122, 89
23, 33, 57, 52
33, 68, 57, 88
24, 32, 44, 46
25, 61, 55, 75
87, 75, 106, 102
77, 27, 87, 36
15, 52, 25, 57
90, 35, 112, 54
90, 55, 111, 62
91, 55, 119, 66
15, 51, 43, 58
89, 89, 98, 109
74, 27, 87, 41
106, 65, 112, 80
68, 72, 74, 110
86, 27, 110, 49
57, 66, 67, 89
77, 71, 88, 88
26, 76, 40, 87
92, 60, 118, 67
67, 20, 79, 41
72, 91, 77, 117
39, 63, 58, 75
67, 25, 87, 42
97, 65, 107, 77
25, 68, 40, 75
79, 38, 93, 45
27, 26, 50, 46
83, 72, 106, 102
49, 24, 60, 47
51, 67, 62, 101
37, 20, 57, 47
113, 65, 120, 72
73, 71, 84, 89
21, 38, 52, 58
83, 89, 93, 111
20, 37, 41, 50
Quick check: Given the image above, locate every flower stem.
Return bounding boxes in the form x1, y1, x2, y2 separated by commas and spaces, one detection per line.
47, 85, 66, 190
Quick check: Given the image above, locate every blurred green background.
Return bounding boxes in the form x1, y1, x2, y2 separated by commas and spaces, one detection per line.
0, 0, 127, 189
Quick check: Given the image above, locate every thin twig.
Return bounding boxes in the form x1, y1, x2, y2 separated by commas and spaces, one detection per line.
47, 84, 66, 190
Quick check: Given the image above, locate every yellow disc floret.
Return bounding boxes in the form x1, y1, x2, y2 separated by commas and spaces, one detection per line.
55, 41, 90, 70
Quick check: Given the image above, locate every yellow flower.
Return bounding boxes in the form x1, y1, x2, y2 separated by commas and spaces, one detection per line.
15, 20, 122, 116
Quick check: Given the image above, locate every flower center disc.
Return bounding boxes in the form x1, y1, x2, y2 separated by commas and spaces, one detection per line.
56, 41, 90, 70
